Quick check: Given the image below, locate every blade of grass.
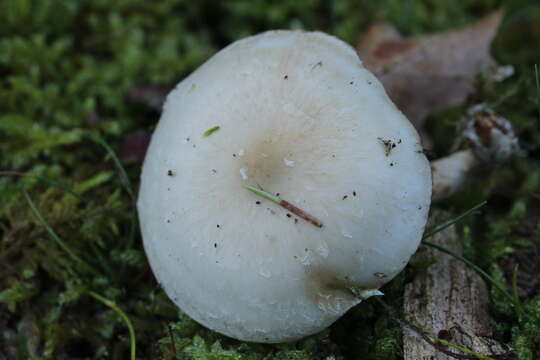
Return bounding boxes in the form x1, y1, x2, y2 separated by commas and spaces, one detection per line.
88, 291, 136, 360
434, 337, 496, 360
21, 186, 100, 276
87, 132, 134, 202
126, 212, 138, 249
203, 125, 220, 137
421, 200, 524, 316
89, 240, 114, 275
244, 185, 281, 204
0, 171, 84, 201
512, 264, 522, 310
535, 64, 540, 120
422, 240, 517, 311
488, 77, 523, 110
422, 201, 487, 240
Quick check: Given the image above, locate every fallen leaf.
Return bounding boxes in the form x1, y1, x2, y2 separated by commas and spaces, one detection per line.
357, 11, 504, 130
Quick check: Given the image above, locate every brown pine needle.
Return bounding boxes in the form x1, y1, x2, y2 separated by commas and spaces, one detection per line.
244, 185, 323, 228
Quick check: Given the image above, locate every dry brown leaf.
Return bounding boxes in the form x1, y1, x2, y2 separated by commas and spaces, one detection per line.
357, 11, 504, 130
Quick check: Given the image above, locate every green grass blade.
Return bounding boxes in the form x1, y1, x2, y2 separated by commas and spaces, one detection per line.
422, 240, 516, 307
422, 201, 487, 240
87, 132, 134, 202
203, 125, 220, 137
22, 186, 100, 276
0, 171, 84, 201
88, 291, 136, 360
244, 185, 282, 204
512, 264, 522, 310
422, 200, 524, 316
535, 64, 540, 120
434, 337, 495, 360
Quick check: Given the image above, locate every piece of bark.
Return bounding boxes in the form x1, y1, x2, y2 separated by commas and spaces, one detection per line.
403, 211, 511, 359
357, 11, 503, 130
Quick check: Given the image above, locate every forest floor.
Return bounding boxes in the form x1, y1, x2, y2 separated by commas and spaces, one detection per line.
1, 0, 539, 359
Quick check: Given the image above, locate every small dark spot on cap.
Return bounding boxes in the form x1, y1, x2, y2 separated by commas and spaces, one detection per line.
311, 61, 323, 69
349, 81, 354, 85
192, 144, 196, 148
276, 193, 280, 197
368, 81, 372, 85
390, 163, 394, 166
167, 187, 170, 191
186, 137, 190, 142
256, 201, 261, 205
216, 224, 220, 228
398, 139, 402, 144
353, 191, 357, 197
286, 213, 292, 218
166, 219, 171, 223
284, 75, 288, 80
418, 206, 422, 210
233, 154, 236, 157
211, 169, 217, 174
167, 170, 174, 176
214, 243, 217, 248
305, 248, 308, 252
342, 195, 348, 200
294, 218, 299, 224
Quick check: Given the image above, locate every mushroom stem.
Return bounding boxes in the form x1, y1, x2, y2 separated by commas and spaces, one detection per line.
431, 150, 477, 201
431, 106, 520, 201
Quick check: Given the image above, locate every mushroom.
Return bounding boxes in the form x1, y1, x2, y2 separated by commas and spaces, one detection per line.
138, 30, 432, 343
431, 105, 519, 201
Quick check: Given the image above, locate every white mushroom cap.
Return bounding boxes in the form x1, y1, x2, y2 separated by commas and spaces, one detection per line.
138, 30, 432, 343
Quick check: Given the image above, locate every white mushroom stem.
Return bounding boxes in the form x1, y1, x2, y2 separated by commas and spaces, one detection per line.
431, 149, 478, 201
431, 106, 520, 201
